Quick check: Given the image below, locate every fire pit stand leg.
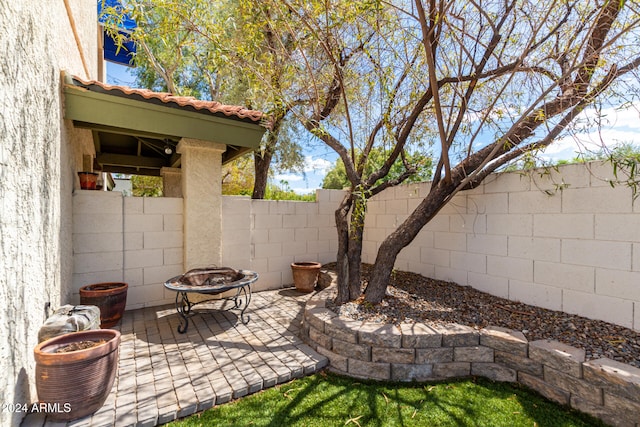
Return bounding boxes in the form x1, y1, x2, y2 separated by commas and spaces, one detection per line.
233, 284, 252, 324
175, 291, 192, 333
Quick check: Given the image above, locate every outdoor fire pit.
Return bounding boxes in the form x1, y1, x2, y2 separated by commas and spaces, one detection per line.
164, 267, 258, 333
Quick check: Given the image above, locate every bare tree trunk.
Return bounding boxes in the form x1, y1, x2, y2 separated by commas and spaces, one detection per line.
252, 150, 272, 199
334, 196, 352, 303
252, 114, 285, 199
347, 240, 363, 299
334, 194, 367, 302
365, 182, 453, 303
346, 197, 366, 299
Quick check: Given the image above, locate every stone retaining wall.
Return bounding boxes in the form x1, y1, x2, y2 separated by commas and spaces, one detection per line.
302, 286, 640, 427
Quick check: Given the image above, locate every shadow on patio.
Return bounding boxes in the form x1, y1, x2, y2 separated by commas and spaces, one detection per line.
25, 289, 328, 427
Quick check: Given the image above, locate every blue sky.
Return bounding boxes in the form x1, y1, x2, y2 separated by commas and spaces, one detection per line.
539, 106, 640, 162
107, 62, 640, 194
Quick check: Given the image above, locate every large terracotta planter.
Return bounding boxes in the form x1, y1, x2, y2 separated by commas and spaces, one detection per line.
79, 282, 128, 328
291, 262, 321, 292
34, 329, 120, 421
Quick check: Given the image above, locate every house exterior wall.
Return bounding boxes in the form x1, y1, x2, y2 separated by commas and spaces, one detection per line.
0, 1, 98, 425
361, 162, 640, 331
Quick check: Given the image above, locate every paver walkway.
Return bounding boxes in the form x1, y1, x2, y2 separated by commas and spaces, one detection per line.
25, 288, 328, 427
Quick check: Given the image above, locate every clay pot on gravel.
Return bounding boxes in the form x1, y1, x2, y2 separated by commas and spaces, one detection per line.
79, 282, 128, 328
34, 329, 120, 421
291, 262, 322, 292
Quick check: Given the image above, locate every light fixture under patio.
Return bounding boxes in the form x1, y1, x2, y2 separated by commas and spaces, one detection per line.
163, 139, 174, 155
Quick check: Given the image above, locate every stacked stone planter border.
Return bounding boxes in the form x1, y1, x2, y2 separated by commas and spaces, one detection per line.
302, 286, 640, 427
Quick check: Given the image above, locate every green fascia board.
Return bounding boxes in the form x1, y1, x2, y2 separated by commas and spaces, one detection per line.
63, 85, 265, 149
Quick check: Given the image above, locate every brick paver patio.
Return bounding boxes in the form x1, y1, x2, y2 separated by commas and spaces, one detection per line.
25, 288, 328, 427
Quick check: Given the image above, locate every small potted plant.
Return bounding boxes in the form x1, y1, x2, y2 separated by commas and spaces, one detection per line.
77, 172, 98, 190
291, 262, 322, 292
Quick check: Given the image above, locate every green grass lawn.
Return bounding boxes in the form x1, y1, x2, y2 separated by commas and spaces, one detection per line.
169, 372, 604, 427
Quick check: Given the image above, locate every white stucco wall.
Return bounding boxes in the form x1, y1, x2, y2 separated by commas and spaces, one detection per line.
0, 1, 97, 425
178, 139, 225, 270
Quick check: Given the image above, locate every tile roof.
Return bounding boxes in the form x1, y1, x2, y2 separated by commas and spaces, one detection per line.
68, 75, 264, 124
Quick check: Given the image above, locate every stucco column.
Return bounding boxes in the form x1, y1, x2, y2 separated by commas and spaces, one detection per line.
160, 167, 182, 198
177, 138, 226, 270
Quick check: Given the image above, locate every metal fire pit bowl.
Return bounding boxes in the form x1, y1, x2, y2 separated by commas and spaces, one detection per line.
164, 267, 258, 333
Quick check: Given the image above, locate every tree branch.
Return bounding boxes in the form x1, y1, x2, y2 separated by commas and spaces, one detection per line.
415, 0, 451, 183
359, 46, 421, 177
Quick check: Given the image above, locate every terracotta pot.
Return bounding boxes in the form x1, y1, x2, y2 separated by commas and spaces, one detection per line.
34, 329, 120, 421
79, 282, 128, 328
78, 172, 98, 190
291, 262, 321, 292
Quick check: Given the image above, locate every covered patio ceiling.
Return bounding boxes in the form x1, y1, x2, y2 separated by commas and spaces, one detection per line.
63, 73, 267, 176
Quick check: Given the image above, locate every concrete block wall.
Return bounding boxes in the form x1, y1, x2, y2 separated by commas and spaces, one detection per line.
221, 191, 342, 291
303, 287, 640, 427
123, 197, 184, 309
72, 191, 340, 311
361, 162, 640, 331
72, 191, 183, 310
72, 162, 639, 331
73, 190, 124, 292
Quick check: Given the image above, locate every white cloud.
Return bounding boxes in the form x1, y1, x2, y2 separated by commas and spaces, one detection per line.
578, 105, 640, 130
540, 128, 640, 163
270, 155, 333, 195
465, 103, 640, 161
273, 173, 304, 182
303, 156, 332, 174
274, 156, 332, 183
273, 155, 333, 192
535, 103, 640, 163
290, 186, 317, 195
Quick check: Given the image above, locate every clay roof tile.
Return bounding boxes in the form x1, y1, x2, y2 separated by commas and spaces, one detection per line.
69, 75, 264, 124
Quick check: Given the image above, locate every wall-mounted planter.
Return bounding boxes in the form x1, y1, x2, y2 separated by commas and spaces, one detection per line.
34, 329, 120, 421
291, 262, 322, 293
79, 282, 128, 328
78, 172, 98, 190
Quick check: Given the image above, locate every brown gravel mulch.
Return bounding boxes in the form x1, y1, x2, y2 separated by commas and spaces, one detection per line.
324, 263, 640, 368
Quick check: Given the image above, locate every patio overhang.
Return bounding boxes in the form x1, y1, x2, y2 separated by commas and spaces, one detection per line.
62, 73, 266, 175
